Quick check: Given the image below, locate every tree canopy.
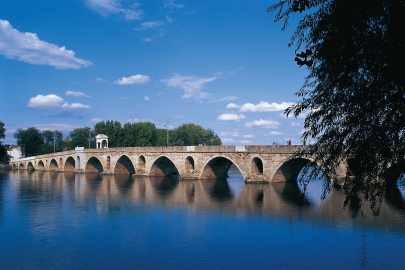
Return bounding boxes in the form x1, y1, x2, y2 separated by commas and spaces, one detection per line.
13, 128, 65, 157
0, 121, 7, 162
269, 0, 405, 191
92, 121, 221, 147
68, 127, 95, 149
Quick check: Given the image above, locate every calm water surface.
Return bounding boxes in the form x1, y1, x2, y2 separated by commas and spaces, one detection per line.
0, 168, 404, 269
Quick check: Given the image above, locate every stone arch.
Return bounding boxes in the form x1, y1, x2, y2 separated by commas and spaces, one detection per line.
199, 156, 244, 180
149, 156, 179, 177
27, 162, 34, 171
19, 163, 25, 169
49, 159, 58, 171
114, 155, 135, 175
271, 157, 313, 182
138, 155, 146, 172
37, 160, 45, 171
251, 157, 263, 175
185, 156, 195, 172
13, 163, 18, 170
59, 157, 63, 167
85, 157, 104, 173
64, 156, 75, 172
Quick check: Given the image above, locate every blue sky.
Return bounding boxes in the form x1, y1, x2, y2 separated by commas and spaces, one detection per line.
0, 0, 310, 145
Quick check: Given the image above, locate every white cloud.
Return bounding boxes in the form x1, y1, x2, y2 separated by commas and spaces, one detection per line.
217, 113, 246, 122
144, 96, 150, 101
85, 0, 143, 20
242, 135, 255, 138
239, 101, 293, 112
35, 123, 77, 132
136, 21, 164, 30
161, 74, 216, 99
220, 131, 239, 137
0, 20, 92, 69
268, 131, 284, 135
164, 0, 184, 9
66, 91, 91, 98
226, 103, 240, 109
244, 119, 281, 129
95, 78, 107, 82
240, 140, 252, 144
115, 74, 150, 85
27, 94, 90, 110
91, 118, 103, 122
222, 138, 235, 144
291, 122, 301, 127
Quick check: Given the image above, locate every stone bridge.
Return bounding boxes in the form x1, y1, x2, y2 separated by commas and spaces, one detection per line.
9, 145, 347, 183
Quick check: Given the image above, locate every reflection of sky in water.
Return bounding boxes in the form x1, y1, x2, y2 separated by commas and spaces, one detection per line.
226, 164, 244, 197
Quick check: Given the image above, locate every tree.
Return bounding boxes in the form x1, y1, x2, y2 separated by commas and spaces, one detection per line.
269, 0, 405, 206
69, 127, 95, 149
14, 127, 44, 157
171, 123, 222, 146
94, 120, 123, 147
41, 130, 64, 153
0, 121, 7, 162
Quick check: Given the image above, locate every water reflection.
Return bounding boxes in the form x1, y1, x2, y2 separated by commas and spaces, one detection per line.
2, 170, 405, 231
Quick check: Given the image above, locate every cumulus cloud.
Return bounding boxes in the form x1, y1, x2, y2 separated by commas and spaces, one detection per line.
242, 134, 255, 138
244, 119, 281, 129
226, 103, 240, 109
0, 20, 92, 69
85, 0, 143, 20
66, 91, 91, 98
220, 131, 239, 137
217, 113, 246, 122
144, 96, 150, 101
115, 74, 150, 85
27, 94, 90, 110
291, 122, 301, 127
161, 74, 216, 99
222, 138, 235, 144
226, 101, 293, 113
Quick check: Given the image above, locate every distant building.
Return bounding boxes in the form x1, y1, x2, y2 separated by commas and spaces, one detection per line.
7, 145, 22, 160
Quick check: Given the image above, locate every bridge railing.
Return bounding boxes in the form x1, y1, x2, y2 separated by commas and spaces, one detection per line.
81, 145, 304, 154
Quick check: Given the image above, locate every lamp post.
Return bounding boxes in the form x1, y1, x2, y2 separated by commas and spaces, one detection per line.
164, 119, 170, 147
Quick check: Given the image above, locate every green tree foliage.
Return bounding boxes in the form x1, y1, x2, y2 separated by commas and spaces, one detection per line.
0, 121, 5, 140
171, 124, 221, 146
269, 0, 405, 211
41, 130, 64, 153
14, 127, 44, 157
69, 127, 95, 149
0, 121, 7, 162
94, 120, 123, 147
93, 121, 221, 147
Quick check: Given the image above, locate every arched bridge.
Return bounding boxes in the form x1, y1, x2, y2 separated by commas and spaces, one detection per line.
9, 145, 347, 183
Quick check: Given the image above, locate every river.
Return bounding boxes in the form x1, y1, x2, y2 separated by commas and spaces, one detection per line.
0, 167, 404, 269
